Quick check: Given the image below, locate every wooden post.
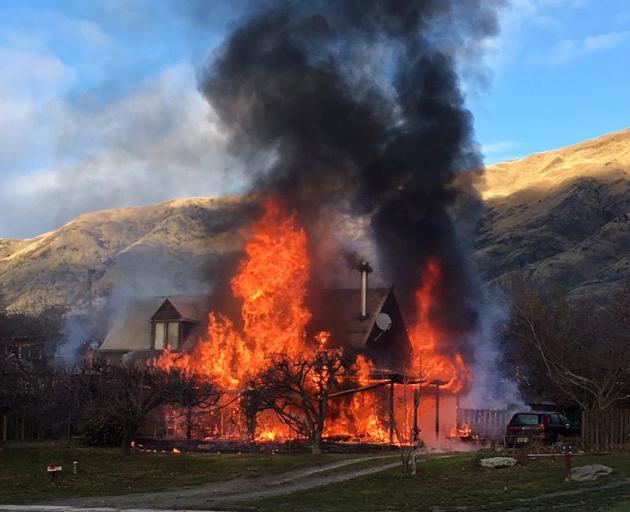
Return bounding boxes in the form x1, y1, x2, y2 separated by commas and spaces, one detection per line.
412, 387, 420, 443
455, 394, 460, 430
389, 381, 395, 445
2, 414, 8, 443
434, 384, 440, 439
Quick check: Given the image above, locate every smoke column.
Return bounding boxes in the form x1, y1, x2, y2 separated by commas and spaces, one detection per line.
200, 1, 502, 365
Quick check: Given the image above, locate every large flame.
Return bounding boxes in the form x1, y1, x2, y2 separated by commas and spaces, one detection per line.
159, 199, 313, 389
408, 259, 472, 394
232, 199, 312, 363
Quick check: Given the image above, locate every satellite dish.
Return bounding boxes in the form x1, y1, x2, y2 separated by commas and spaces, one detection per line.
375, 312, 392, 332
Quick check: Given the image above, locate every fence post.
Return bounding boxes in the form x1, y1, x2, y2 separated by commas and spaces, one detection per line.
1, 414, 7, 443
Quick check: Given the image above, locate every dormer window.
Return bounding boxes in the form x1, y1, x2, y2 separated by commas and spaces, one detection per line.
149, 298, 199, 352
153, 321, 180, 350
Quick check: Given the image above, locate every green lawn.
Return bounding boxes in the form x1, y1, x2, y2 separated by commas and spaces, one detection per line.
0, 442, 365, 504
5, 444, 630, 511
238, 452, 630, 512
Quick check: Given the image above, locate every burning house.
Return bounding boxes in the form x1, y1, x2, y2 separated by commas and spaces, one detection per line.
98, 200, 474, 447
99, 0, 504, 449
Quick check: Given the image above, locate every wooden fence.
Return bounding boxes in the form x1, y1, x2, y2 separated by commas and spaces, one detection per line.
1, 413, 41, 442
582, 408, 630, 452
457, 408, 508, 440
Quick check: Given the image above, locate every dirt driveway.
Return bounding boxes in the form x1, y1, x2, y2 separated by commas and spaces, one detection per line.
42, 455, 400, 510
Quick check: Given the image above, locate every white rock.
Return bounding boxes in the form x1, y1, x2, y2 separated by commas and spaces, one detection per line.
479, 457, 518, 469
570, 464, 613, 482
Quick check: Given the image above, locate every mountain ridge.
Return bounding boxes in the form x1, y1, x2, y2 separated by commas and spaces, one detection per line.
481, 128, 630, 199
0, 196, 256, 312
2, 128, 630, 311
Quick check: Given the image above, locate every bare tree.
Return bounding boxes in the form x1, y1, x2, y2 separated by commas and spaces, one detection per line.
253, 349, 354, 454
502, 282, 630, 411
173, 372, 223, 441
42, 367, 97, 443
89, 363, 218, 454
240, 384, 269, 443
0, 302, 66, 442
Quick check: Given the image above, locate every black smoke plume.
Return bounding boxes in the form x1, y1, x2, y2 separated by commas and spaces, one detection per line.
200, 1, 502, 366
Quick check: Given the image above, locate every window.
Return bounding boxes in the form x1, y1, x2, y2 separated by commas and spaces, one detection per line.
154, 322, 165, 350
166, 322, 179, 349
549, 414, 562, 426
153, 321, 180, 350
509, 414, 541, 426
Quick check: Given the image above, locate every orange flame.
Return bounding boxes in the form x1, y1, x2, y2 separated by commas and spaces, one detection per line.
159, 199, 315, 390
232, 199, 312, 363
408, 259, 472, 395
448, 422, 472, 439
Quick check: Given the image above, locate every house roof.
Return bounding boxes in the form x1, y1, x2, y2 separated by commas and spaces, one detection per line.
99, 294, 241, 353
99, 288, 404, 355
150, 296, 208, 322
308, 288, 392, 348
99, 297, 164, 351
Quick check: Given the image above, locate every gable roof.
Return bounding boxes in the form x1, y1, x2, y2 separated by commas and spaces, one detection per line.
150, 297, 206, 322
308, 288, 391, 348
100, 294, 241, 353
100, 297, 164, 352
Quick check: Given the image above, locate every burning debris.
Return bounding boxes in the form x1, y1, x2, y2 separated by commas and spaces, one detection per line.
448, 423, 473, 441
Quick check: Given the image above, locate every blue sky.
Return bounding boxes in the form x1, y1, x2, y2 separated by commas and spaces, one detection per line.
0, 0, 628, 238
470, 0, 630, 163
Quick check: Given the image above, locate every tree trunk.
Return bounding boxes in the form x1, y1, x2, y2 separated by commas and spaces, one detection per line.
246, 411, 257, 443
310, 432, 322, 454
121, 424, 138, 456
66, 415, 74, 446
186, 407, 193, 441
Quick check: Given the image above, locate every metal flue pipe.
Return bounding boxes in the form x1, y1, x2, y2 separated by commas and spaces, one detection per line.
358, 261, 373, 320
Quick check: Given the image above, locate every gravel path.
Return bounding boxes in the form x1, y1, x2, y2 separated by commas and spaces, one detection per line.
38, 455, 400, 510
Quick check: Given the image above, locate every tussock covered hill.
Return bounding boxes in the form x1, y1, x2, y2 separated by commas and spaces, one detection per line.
2, 129, 630, 312
475, 128, 630, 298
0, 197, 256, 312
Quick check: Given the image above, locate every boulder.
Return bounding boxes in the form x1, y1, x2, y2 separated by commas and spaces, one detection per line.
479, 457, 518, 469
570, 464, 613, 482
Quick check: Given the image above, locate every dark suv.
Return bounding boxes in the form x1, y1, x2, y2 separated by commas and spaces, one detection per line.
505, 411, 580, 447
